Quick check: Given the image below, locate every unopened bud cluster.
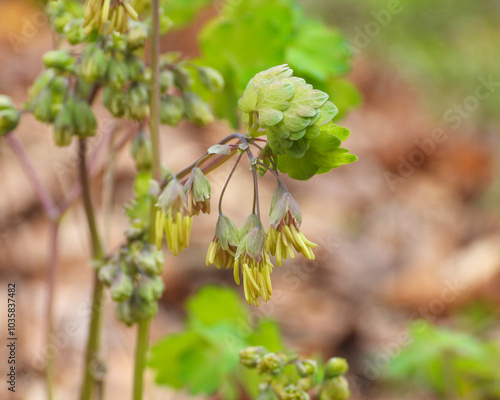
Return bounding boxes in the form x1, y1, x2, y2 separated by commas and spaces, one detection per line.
98, 239, 165, 326
0, 95, 20, 137
239, 348, 351, 400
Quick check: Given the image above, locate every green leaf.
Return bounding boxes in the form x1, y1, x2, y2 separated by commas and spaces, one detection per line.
186, 285, 249, 327
161, 0, 212, 29
248, 320, 285, 352
285, 19, 351, 81
276, 124, 357, 180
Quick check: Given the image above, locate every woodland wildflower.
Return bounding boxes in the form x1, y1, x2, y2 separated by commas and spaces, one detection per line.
266, 187, 317, 265
235, 221, 274, 306
184, 167, 211, 216
155, 179, 193, 255
205, 215, 239, 269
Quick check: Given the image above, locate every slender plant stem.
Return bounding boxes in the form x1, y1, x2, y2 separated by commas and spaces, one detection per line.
45, 222, 59, 400
218, 152, 244, 214
133, 319, 150, 400
79, 138, 106, 400
133, 1, 161, 399
5, 134, 59, 220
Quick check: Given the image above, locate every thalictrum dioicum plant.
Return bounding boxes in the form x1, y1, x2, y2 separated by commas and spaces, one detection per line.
0, 1, 357, 399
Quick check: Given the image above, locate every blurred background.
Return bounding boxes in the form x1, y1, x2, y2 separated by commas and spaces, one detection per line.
0, 0, 499, 399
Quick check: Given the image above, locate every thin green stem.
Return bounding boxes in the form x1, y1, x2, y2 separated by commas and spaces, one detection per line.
251, 165, 262, 225
133, 319, 150, 400
135, 1, 161, 399
79, 137, 106, 400
218, 152, 244, 215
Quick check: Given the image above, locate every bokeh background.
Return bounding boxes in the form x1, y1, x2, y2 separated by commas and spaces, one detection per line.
1, 0, 499, 399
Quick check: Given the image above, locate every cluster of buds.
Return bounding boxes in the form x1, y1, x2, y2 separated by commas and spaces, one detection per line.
155, 168, 211, 255
98, 240, 165, 325
239, 347, 351, 400
238, 64, 338, 158
83, 0, 139, 35
206, 188, 316, 306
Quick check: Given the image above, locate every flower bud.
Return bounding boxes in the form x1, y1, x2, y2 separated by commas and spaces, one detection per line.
184, 167, 211, 216
160, 95, 184, 126
257, 352, 284, 375
126, 23, 148, 50
0, 95, 15, 110
239, 346, 268, 368
215, 215, 240, 251
296, 359, 318, 377
197, 66, 224, 92
137, 275, 164, 303
126, 54, 145, 82
110, 270, 134, 302
297, 377, 314, 392
125, 218, 146, 241
182, 92, 213, 126
324, 358, 349, 379
33, 91, 58, 123
64, 19, 85, 45
319, 377, 350, 400
128, 85, 150, 120
103, 87, 127, 118
159, 70, 175, 92
282, 385, 310, 400
131, 133, 153, 172
72, 100, 97, 138
81, 44, 108, 82
0, 108, 20, 137
53, 13, 73, 34
107, 58, 129, 90
116, 300, 136, 326
43, 50, 75, 72
132, 296, 158, 321
53, 100, 76, 146
136, 244, 164, 275
98, 262, 120, 286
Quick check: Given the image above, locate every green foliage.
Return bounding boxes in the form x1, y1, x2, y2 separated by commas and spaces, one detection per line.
386, 320, 500, 399
197, 0, 360, 126
160, 0, 212, 28
149, 285, 285, 398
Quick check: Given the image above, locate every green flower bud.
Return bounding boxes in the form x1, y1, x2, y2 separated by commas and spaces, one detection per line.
282, 385, 310, 400
27, 70, 54, 105
257, 352, 284, 375
159, 14, 173, 34
324, 358, 349, 379
319, 377, 350, 400
297, 377, 314, 392
53, 100, 76, 146
125, 219, 146, 241
131, 133, 153, 172
126, 23, 148, 50
159, 70, 175, 92
132, 296, 158, 321
160, 95, 184, 126
81, 44, 107, 82
43, 50, 76, 72
116, 300, 136, 326
126, 54, 145, 82
110, 271, 134, 302
296, 360, 318, 377
197, 66, 224, 92
137, 275, 164, 303
98, 262, 120, 286
182, 92, 213, 126
64, 18, 86, 45
32, 91, 57, 123
103, 87, 127, 118
184, 167, 211, 216
73, 100, 97, 138
106, 58, 129, 90
136, 245, 164, 275
215, 214, 240, 250
239, 346, 268, 368
52, 13, 73, 33
0, 95, 15, 110
128, 85, 149, 121
0, 108, 20, 137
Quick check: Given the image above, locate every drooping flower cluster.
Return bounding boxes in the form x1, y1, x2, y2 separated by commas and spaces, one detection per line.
82, 0, 139, 35
156, 168, 211, 255
238, 64, 338, 158
205, 189, 316, 306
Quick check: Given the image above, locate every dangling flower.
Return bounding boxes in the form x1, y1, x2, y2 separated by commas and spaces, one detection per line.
235, 217, 274, 306
184, 167, 211, 216
205, 214, 240, 270
266, 186, 317, 266
155, 178, 192, 255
